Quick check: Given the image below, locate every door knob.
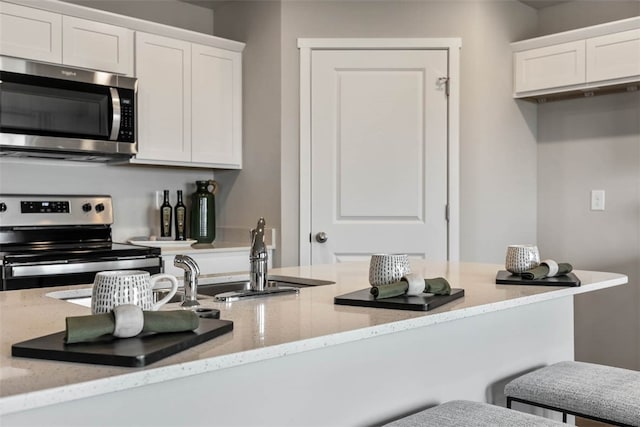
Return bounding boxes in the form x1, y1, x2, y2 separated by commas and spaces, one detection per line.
315, 232, 328, 243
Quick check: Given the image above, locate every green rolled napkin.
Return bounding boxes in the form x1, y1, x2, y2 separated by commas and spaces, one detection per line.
370, 277, 451, 299
65, 310, 199, 344
521, 262, 573, 280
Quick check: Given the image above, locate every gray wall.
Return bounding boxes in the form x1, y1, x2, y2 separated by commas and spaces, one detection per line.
0, 1, 216, 243
216, 0, 539, 267
0, 161, 213, 242
535, 1, 640, 369
212, 1, 283, 265
65, 0, 214, 35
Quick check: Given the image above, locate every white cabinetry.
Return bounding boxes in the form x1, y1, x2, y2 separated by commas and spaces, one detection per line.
192, 44, 242, 167
514, 41, 585, 93
135, 33, 192, 163
512, 17, 640, 101
586, 28, 640, 83
62, 16, 133, 75
134, 33, 243, 169
1, 0, 244, 168
0, 2, 133, 75
0, 2, 61, 63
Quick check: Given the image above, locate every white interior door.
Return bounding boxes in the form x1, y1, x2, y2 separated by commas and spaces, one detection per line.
310, 49, 449, 264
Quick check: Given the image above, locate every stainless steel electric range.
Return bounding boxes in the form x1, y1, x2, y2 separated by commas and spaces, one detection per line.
0, 194, 161, 290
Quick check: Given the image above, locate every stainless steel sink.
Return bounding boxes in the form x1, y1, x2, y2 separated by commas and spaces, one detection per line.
48, 275, 334, 307
204, 275, 334, 302
156, 275, 334, 303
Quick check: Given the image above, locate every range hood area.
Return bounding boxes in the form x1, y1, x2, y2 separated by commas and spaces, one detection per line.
0, 137, 135, 163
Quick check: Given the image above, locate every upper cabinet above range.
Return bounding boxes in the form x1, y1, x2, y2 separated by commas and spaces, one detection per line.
62, 16, 133, 76
512, 17, 640, 102
0, 2, 61, 63
0, 1, 134, 75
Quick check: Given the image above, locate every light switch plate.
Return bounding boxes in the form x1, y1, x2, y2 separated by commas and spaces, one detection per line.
591, 190, 605, 211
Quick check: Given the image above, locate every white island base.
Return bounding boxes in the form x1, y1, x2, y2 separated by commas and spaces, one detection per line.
4, 297, 572, 426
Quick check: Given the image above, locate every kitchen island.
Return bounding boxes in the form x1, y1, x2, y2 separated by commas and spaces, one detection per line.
0, 261, 627, 426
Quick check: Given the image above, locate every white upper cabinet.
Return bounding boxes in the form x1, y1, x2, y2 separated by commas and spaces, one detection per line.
512, 17, 640, 100
586, 28, 640, 83
0, 2, 62, 63
135, 32, 192, 163
514, 41, 586, 93
134, 33, 243, 169
62, 16, 133, 75
192, 44, 242, 167
0, 2, 133, 75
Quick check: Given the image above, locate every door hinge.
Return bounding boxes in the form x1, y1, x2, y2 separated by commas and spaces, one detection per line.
309, 233, 312, 243
445, 204, 450, 222
438, 77, 450, 97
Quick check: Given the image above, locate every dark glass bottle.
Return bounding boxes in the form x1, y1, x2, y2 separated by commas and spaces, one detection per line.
160, 190, 172, 238
190, 180, 216, 244
174, 190, 186, 241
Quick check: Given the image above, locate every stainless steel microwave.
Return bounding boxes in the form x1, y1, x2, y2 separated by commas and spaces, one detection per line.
0, 56, 137, 162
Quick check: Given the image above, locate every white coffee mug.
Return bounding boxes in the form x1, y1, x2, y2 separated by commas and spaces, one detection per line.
369, 254, 411, 286
505, 245, 540, 274
91, 270, 179, 314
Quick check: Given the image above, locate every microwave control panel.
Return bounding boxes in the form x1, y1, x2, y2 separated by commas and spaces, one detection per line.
118, 89, 135, 142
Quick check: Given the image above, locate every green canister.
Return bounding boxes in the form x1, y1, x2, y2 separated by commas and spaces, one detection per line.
190, 180, 217, 243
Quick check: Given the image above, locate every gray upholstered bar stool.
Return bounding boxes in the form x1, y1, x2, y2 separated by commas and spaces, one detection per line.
383, 400, 565, 426
505, 361, 640, 426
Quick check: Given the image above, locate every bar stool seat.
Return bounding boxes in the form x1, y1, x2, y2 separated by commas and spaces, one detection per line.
505, 361, 640, 426
384, 400, 565, 426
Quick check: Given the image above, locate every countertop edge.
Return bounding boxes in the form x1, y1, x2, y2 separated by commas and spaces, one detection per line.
0, 271, 627, 415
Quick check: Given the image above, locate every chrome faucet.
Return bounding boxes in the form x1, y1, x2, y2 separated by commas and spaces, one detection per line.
174, 254, 200, 307
250, 217, 268, 292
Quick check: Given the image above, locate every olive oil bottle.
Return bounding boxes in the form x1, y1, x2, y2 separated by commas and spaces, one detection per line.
160, 190, 172, 238
174, 190, 186, 240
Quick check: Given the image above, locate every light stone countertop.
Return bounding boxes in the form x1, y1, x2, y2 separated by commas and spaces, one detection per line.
0, 261, 628, 415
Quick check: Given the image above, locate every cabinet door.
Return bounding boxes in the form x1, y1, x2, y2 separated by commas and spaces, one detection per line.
62, 16, 133, 75
135, 32, 192, 163
586, 29, 640, 83
0, 2, 61, 63
514, 40, 586, 93
192, 44, 242, 168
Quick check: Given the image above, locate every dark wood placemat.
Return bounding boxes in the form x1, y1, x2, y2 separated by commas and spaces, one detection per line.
12, 318, 233, 367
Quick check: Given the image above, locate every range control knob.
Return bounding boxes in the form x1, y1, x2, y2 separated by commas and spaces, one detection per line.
82, 203, 92, 212
0, 202, 6, 212
95, 203, 105, 213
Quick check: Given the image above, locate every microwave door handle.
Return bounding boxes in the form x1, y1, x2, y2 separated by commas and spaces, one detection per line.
109, 87, 121, 141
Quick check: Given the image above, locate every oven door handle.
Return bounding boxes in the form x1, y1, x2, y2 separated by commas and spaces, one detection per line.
7, 258, 160, 277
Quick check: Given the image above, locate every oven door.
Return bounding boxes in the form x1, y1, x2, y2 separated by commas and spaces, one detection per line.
2, 256, 162, 291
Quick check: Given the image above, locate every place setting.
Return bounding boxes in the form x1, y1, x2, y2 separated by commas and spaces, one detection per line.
11, 270, 233, 368
495, 244, 581, 287
334, 254, 465, 311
